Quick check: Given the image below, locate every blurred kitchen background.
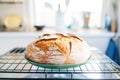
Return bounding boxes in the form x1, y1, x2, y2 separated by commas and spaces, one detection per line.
0, 0, 120, 64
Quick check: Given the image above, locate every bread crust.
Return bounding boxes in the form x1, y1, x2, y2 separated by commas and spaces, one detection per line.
26, 33, 91, 64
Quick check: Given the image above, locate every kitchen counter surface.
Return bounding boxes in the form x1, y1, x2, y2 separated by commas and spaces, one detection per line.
0, 28, 115, 37
0, 28, 115, 55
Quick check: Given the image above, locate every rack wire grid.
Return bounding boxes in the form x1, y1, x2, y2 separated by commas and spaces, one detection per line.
0, 47, 120, 79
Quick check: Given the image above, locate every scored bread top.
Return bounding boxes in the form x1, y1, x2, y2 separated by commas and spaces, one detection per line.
25, 33, 91, 64
33, 33, 83, 56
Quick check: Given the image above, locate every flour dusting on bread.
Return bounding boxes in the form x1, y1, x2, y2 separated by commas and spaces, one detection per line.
26, 33, 91, 65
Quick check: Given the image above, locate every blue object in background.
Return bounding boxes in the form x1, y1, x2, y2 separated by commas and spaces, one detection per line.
67, 25, 72, 29
105, 14, 111, 31
106, 38, 119, 64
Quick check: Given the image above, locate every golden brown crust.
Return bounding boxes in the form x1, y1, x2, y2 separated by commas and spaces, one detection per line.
34, 37, 70, 56
43, 34, 51, 36
26, 33, 90, 65
34, 33, 83, 55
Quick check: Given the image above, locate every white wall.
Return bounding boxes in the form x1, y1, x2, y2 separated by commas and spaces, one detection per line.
117, 0, 120, 64
0, 1, 36, 31
118, 0, 120, 33
22, 0, 35, 31
0, 3, 23, 25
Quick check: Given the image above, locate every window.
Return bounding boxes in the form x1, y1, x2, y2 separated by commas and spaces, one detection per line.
34, 0, 103, 28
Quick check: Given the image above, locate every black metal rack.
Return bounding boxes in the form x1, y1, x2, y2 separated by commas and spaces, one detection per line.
0, 48, 120, 79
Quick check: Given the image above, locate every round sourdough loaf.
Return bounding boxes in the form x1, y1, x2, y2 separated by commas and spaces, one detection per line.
26, 33, 91, 65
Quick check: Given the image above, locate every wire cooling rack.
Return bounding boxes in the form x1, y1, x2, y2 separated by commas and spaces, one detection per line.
0, 48, 120, 79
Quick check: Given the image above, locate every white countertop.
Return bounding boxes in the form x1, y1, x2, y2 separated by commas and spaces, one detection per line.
0, 28, 115, 37
0, 28, 115, 55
